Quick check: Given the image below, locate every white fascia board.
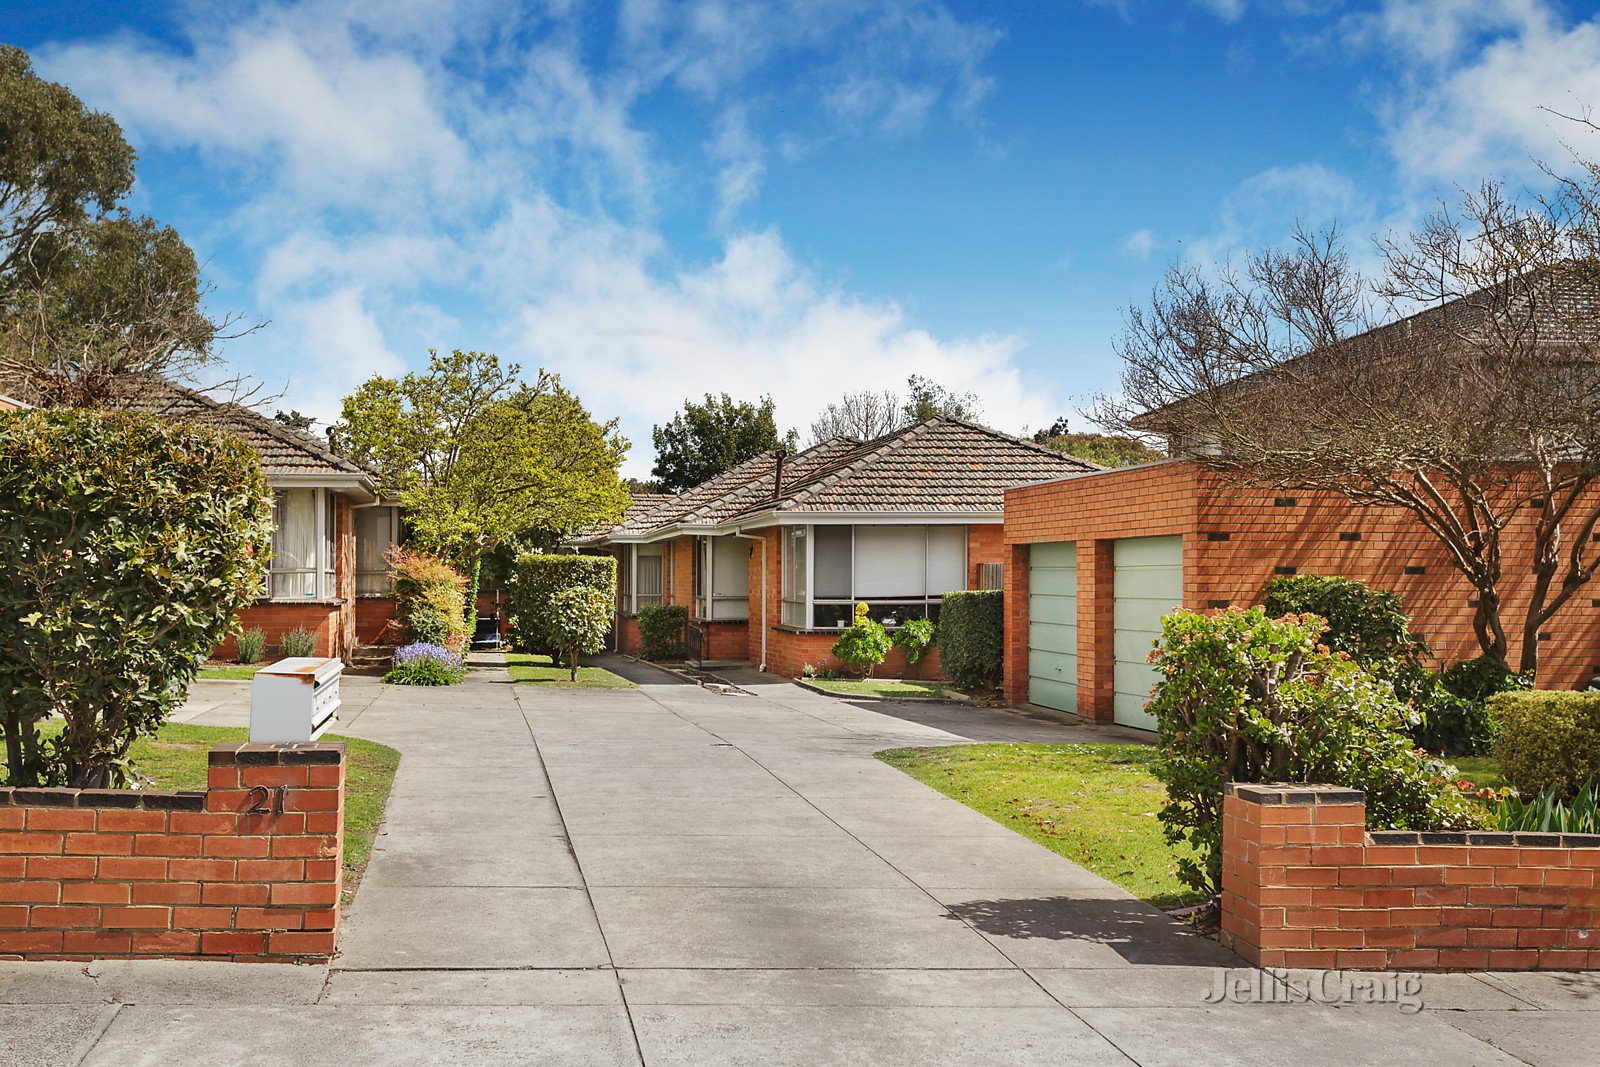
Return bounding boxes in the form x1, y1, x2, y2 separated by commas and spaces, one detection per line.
731, 510, 998, 530
0, 393, 31, 409
266, 471, 378, 503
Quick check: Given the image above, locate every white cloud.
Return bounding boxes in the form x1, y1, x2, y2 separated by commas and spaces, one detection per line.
244, 287, 409, 427
1120, 228, 1156, 261
1183, 163, 1373, 268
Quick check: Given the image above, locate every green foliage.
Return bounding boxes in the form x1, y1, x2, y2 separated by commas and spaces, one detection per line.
335, 349, 629, 567
509, 553, 617, 654
1148, 608, 1486, 895
901, 375, 982, 424
1442, 655, 1531, 703
832, 602, 893, 678
1493, 779, 1600, 834
383, 658, 466, 686
891, 618, 937, 678
1031, 418, 1164, 467
235, 628, 266, 665
546, 585, 613, 681
636, 603, 688, 660
389, 547, 470, 653
278, 627, 319, 659
0, 47, 224, 408
937, 590, 1004, 690
650, 393, 798, 492
1488, 690, 1600, 801
0, 410, 271, 787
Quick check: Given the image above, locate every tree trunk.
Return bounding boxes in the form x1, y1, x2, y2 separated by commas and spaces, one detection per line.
3, 717, 24, 786
569, 647, 578, 682
464, 555, 481, 628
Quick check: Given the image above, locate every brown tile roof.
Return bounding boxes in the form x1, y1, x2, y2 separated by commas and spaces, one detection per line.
586, 418, 1096, 542
116, 379, 369, 478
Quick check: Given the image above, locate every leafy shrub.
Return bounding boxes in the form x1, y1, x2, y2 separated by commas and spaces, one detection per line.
235, 628, 267, 665
1262, 574, 1498, 755
546, 585, 612, 681
1148, 608, 1485, 895
891, 619, 937, 678
509, 553, 616, 654
832, 602, 893, 678
383, 642, 466, 686
389, 546, 471, 653
278, 627, 319, 659
637, 603, 688, 660
938, 590, 1003, 690
0, 410, 272, 787
1494, 779, 1600, 834
1488, 690, 1600, 801
1442, 655, 1531, 703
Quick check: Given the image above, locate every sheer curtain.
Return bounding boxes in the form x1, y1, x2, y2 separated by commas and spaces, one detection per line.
272, 490, 318, 598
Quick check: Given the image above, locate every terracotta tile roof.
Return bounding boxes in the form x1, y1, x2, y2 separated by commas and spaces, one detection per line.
586, 418, 1096, 542
115, 379, 369, 478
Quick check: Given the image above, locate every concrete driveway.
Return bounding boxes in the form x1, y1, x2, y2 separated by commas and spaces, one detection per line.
4, 656, 1597, 1065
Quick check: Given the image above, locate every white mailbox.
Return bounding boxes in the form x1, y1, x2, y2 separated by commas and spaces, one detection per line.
249, 657, 342, 743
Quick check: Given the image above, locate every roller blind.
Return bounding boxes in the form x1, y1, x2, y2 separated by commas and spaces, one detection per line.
711, 537, 748, 596
853, 525, 927, 599
926, 525, 967, 593
813, 526, 852, 599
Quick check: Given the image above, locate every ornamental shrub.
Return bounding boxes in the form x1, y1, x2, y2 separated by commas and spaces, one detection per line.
235, 628, 267, 665
0, 410, 272, 788
832, 602, 893, 678
509, 553, 617, 655
546, 585, 612, 681
383, 642, 466, 686
891, 618, 937, 679
1148, 608, 1485, 896
636, 603, 688, 660
279, 626, 319, 659
389, 546, 470, 653
1488, 691, 1600, 801
938, 590, 1003, 690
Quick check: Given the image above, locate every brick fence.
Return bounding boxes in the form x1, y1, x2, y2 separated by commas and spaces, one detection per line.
1221, 783, 1600, 971
0, 742, 344, 962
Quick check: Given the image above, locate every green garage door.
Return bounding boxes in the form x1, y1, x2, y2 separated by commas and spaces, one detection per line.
1027, 542, 1078, 713
1113, 535, 1182, 731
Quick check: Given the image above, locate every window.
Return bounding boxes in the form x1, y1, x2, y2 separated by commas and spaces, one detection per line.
692, 537, 750, 620
801, 523, 967, 629
781, 526, 807, 627
271, 489, 328, 600
636, 546, 664, 609
356, 507, 401, 595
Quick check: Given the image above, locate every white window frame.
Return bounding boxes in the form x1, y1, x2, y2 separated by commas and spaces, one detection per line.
270, 487, 337, 602
355, 505, 402, 596
800, 522, 968, 630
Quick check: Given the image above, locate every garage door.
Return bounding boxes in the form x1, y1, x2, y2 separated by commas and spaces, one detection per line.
1027, 542, 1078, 713
1113, 535, 1182, 731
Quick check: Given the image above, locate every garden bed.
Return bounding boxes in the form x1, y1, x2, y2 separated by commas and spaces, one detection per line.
505, 652, 637, 689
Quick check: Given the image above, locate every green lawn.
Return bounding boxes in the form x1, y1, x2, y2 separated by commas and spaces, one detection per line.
5, 722, 400, 897
1452, 755, 1505, 792
878, 743, 1205, 909
806, 677, 951, 700
198, 665, 263, 681
505, 652, 637, 689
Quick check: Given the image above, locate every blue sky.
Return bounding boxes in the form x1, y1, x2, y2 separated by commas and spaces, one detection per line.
8, 0, 1600, 474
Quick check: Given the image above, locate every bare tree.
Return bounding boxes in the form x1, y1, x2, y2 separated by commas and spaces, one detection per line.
808, 389, 902, 445
1097, 178, 1600, 679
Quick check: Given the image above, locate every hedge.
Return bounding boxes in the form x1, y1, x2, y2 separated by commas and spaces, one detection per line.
1489, 691, 1600, 800
937, 590, 1003, 690
509, 553, 617, 654
636, 603, 688, 660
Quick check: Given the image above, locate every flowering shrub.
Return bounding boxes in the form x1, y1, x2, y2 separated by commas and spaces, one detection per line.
1148, 607, 1486, 896
383, 642, 466, 686
832, 602, 892, 678
389, 547, 471, 653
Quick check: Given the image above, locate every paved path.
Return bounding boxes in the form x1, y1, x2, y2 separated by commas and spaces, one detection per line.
4, 657, 1598, 1065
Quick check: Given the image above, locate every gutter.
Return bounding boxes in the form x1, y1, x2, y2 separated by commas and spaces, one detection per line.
731, 531, 768, 672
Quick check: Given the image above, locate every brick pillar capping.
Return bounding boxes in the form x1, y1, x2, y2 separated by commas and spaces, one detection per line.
1220, 781, 1600, 972
0, 742, 344, 964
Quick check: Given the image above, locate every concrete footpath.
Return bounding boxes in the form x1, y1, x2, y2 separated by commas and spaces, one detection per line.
2, 656, 1597, 1065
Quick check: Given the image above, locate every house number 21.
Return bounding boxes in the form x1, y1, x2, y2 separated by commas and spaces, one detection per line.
245, 785, 289, 815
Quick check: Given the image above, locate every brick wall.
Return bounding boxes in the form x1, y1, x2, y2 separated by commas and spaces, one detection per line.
355, 597, 398, 645
1220, 783, 1600, 971
216, 603, 343, 662
1002, 460, 1600, 713
0, 743, 344, 963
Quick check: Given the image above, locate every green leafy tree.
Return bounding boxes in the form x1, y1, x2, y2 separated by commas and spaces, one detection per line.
901, 375, 982, 424
336, 349, 630, 615
275, 409, 316, 430
651, 393, 797, 491
0, 46, 247, 407
832, 602, 893, 678
0, 410, 272, 787
1030, 417, 1163, 468
546, 585, 612, 681
891, 618, 937, 679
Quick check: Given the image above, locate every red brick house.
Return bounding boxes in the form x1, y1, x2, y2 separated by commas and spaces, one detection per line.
581, 417, 1096, 677
123, 383, 403, 661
